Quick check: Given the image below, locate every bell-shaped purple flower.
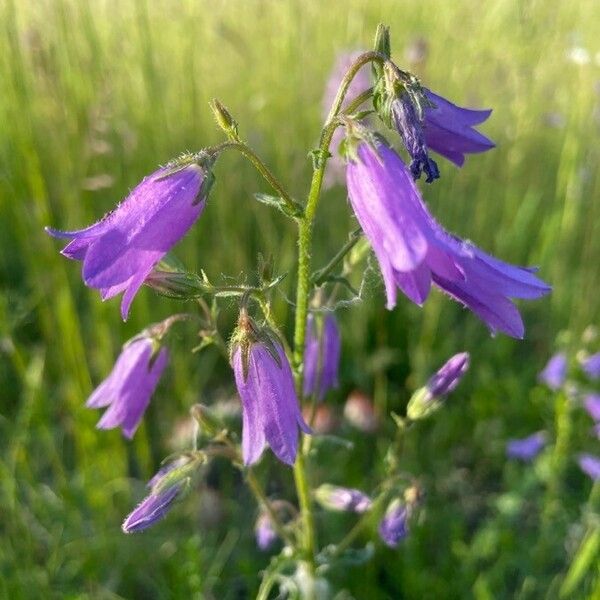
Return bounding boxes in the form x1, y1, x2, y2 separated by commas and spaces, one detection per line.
422, 89, 495, 167
345, 139, 551, 338
583, 393, 600, 421
122, 460, 186, 533
315, 484, 372, 513
231, 331, 311, 466
255, 513, 278, 551
538, 352, 567, 390
46, 159, 213, 319
86, 336, 168, 438
578, 454, 600, 481
378, 499, 409, 548
506, 431, 546, 461
582, 352, 600, 380
303, 314, 341, 400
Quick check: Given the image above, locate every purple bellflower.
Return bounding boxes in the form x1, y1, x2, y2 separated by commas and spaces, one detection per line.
378, 499, 409, 548
86, 336, 168, 439
255, 513, 278, 551
122, 460, 187, 533
315, 484, 372, 513
231, 313, 311, 466
46, 157, 214, 320
506, 431, 546, 461
582, 352, 600, 380
303, 313, 341, 400
345, 137, 550, 338
538, 352, 568, 390
578, 454, 600, 481
583, 393, 600, 421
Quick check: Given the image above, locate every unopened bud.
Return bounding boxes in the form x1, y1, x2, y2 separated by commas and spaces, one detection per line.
210, 98, 239, 141
190, 403, 225, 438
315, 484, 372, 513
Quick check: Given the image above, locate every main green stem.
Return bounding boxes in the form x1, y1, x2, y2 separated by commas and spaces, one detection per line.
290, 50, 386, 577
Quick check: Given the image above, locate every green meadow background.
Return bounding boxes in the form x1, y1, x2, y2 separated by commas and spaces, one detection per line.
1, 0, 599, 597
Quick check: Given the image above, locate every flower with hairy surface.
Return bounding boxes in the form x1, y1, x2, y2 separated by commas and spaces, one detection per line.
315, 484, 372, 513
538, 353, 567, 390
46, 156, 214, 319
582, 352, 600, 380
122, 460, 187, 533
378, 499, 409, 548
506, 432, 546, 461
345, 137, 551, 338
231, 314, 310, 466
303, 313, 341, 400
86, 336, 167, 439
578, 454, 600, 481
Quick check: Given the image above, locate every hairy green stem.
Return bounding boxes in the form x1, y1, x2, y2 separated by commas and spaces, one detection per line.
311, 228, 362, 286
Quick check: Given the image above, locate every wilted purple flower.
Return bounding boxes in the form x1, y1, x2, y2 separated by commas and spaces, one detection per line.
122, 460, 186, 533
255, 513, 278, 551
582, 352, 600, 380
578, 454, 600, 481
322, 51, 371, 188
303, 314, 341, 399
315, 484, 372, 513
506, 432, 546, 461
345, 139, 551, 338
46, 159, 213, 319
422, 89, 495, 167
232, 327, 310, 466
86, 336, 168, 438
583, 393, 600, 421
378, 499, 409, 548
538, 353, 568, 390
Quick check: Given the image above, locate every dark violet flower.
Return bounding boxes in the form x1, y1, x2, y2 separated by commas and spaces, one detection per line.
231, 325, 311, 466
303, 313, 341, 400
506, 431, 546, 461
46, 159, 213, 320
583, 393, 600, 421
378, 499, 409, 548
315, 484, 372, 513
538, 353, 568, 390
122, 460, 187, 533
578, 454, 600, 481
86, 336, 168, 439
345, 139, 551, 338
422, 89, 495, 167
407, 352, 470, 420
255, 513, 278, 551
582, 352, 600, 380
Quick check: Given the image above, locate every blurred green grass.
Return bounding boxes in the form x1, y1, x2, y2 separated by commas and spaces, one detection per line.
1, 0, 599, 597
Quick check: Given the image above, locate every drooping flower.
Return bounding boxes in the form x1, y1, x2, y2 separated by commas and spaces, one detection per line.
122, 459, 188, 533
231, 314, 311, 466
378, 499, 409, 548
322, 51, 371, 188
407, 352, 470, 420
506, 432, 546, 461
303, 313, 341, 400
46, 156, 214, 319
86, 336, 168, 439
578, 454, 600, 481
583, 393, 600, 421
582, 352, 600, 380
538, 353, 568, 390
315, 484, 372, 513
255, 513, 278, 551
345, 137, 551, 338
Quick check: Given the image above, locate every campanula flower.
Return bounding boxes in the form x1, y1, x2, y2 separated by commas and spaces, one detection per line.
582, 352, 600, 380
122, 460, 187, 533
255, 513, 278, 551
407, 352, 470, 420
86, 336, 168, 439
303, 313, 341, 400
538, 353, 567, 390
378, 499, 409, 548
583, 393, 600, 421
46, 157, 214, 319
231, 313, 310, 466
315, 484, 372, 513
578, 454, 600, 481
506, 432, 546, 461
345, 138, 550, 337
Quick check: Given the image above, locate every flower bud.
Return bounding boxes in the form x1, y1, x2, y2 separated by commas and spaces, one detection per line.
255, 512, 278, 551
190, 403, 225, 438
378, 498, 409, 548
315, 484, 372, 513
209, 98, 239, 141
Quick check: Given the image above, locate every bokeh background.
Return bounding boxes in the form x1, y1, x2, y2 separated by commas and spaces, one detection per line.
1, 0, 599, 597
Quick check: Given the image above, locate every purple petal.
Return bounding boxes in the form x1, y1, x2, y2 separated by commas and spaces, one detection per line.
578, 454, 600, 481
506, 432, 546, 461
582, 353, 600, 380
583, 393, 600, 421
378, 500, 409, 548
538, 353, 567, 390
